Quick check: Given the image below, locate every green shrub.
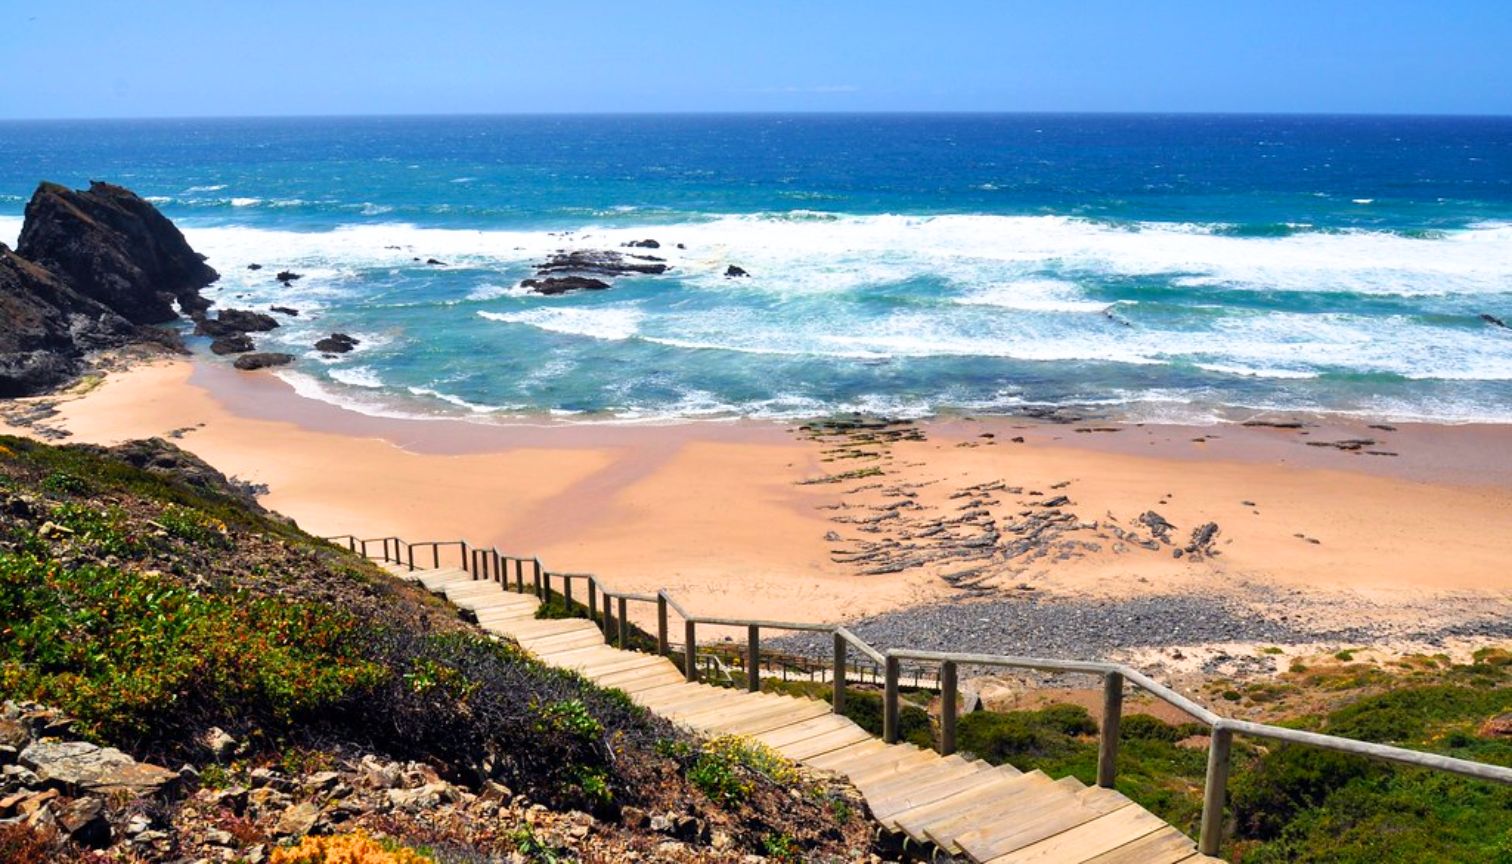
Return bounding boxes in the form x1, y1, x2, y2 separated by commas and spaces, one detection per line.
957, 703, 1097, 764
0, 553, 385, 745
687, 735, 797, 807
40, 471, 90, 496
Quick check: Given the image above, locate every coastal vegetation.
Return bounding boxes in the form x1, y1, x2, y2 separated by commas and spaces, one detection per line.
770, 652, 1512, 862
0, 434, 876, 861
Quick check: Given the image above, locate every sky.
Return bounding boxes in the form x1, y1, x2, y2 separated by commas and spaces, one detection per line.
1, 1, 1510, 118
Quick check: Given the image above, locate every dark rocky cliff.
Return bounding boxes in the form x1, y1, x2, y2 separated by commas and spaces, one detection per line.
0, 181, 219, 396
17, 181, 218, 324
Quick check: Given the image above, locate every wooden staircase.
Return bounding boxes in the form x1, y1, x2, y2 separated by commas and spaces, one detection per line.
394, 564, 1220, 863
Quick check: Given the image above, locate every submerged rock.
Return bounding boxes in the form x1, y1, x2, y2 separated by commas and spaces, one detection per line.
1482, 312, 1509, 329
209, 334, 255, 355
269, 305, 299, 316
275, 270, 302, 284
725, 265, 750, 278
195, 308, 279, 336
521, 276, 611, 295
536, 250, 668, 277
624, 239, 660, 249
17, 181, 218, 323
314, 333, 360, 353
233, 352, 294, 371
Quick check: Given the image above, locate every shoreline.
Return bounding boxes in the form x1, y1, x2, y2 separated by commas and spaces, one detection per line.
4, 350, 1510, 677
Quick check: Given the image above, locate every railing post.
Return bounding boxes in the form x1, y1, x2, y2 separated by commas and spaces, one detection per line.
657, 594, 669, 656
544, 571, 554, 604
588, 580, 599, 627
603, 594, 614, 639
493, 550, 502, 584
563, 574, 573, 612
1098, 671, 1124, 788
514, 559, 524, 593
432, 545, 440, 569
747, 625, 761, 693
459, 540, 469, 572
832, 633, 846, 715
533, 562, 543, 599
617, 597, 628, 647
684, 620, 698, 682
940, 660, 958, 756
883, 654, 901, 744
1200, 725, 1234, 856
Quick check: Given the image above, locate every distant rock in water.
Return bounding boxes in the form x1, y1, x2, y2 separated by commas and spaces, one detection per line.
725, 265, 749, 278
426, 258, 446, 266
269, 305, 299, 316
624, 239, 660, 249
520, 276, 612, 296
247, 263, 263, 271
195, 308, 279, 336
1482, 313, 1509, 329
233, 352, 294, 371
17, 181, 218, 324
209, 334, 255, 355
314, 333, 360, 353
537, 250, 669, 277
275, 270, 302, 284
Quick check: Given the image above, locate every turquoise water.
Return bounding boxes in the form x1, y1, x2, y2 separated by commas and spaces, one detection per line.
2, 114, 1510, 422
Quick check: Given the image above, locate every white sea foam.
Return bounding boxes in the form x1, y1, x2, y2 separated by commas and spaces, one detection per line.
953, 278, 1111, 313
328, 366, 384, 388
183, 184, 227, 193
478, 307, 644, 341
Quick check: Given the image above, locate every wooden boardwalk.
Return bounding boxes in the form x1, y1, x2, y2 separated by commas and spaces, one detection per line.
398, 565, 1219, 864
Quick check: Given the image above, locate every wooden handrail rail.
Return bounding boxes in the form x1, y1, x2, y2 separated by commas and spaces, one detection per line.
327, 531, 1512, 855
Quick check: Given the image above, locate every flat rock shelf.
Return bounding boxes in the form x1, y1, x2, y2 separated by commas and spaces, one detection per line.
388, 562, 1222, 864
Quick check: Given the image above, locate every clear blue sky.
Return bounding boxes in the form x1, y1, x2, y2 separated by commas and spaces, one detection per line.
2, 0, 1510, 118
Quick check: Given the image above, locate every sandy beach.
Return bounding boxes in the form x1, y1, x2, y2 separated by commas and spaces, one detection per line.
5, 353, 1511, 660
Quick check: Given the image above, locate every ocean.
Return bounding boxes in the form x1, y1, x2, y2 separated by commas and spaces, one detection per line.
2, 113, 1510, 424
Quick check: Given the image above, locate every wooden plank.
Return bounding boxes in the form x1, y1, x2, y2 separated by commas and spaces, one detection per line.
715, 700, 832, 736
1080, 827, 1200, 864
675, 693, 797, 726
985, 804, 1169, 864
592, 663, 683, 689
753, 714, 854, 749
501, 619, 600, 638
846, 748, 943, 786
518, 632, 604, 652
796, 738, 887, 769
956, 785, 1132, 861
899, 771, 1055, 844
804, 741, 907, 774
802, 741, 918, 776
780, 726, 876, 759
579, 655, 669, 678
861, 757, 984, 803
872, 764, 1019, 825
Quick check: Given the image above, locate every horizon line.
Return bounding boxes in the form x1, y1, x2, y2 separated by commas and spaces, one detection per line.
4, 108, 1512, 123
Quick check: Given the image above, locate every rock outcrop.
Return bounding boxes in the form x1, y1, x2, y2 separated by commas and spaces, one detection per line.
17, 181, 218, 324
314, 333, 360, 354
194, 308, 279, 336
233, 352, 294, 371
521, 276, 612, 296
0, 181, 219, 396
0, 244, 140, 396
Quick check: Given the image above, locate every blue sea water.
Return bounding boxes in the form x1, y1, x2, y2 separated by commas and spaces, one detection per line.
2, 113, 1511, 423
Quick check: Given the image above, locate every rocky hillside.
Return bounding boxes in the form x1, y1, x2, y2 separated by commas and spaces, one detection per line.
0, 435, 882, 862
0, 182, 219, 397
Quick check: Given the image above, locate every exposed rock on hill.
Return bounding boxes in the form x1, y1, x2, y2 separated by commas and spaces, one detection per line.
17, 181, 218, 324
0, 244, 139, 396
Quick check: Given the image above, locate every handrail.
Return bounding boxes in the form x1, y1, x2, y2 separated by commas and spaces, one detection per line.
326, 532, 1512, 856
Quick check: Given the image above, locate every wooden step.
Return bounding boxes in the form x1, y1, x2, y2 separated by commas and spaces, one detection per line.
956, 784, 1133, 861
1078, 827, 1201, 863
871, 763, 1019, 826
984, 803, 1172, 864
776, 724, 876, 761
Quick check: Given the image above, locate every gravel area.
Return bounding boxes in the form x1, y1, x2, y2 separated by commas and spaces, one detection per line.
767, 588, 1512, 666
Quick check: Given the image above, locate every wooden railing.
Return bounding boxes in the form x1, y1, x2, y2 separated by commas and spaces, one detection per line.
325, 533, 1512, 857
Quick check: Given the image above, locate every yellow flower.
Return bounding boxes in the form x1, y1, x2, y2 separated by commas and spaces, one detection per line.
270, 831, 431, 864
